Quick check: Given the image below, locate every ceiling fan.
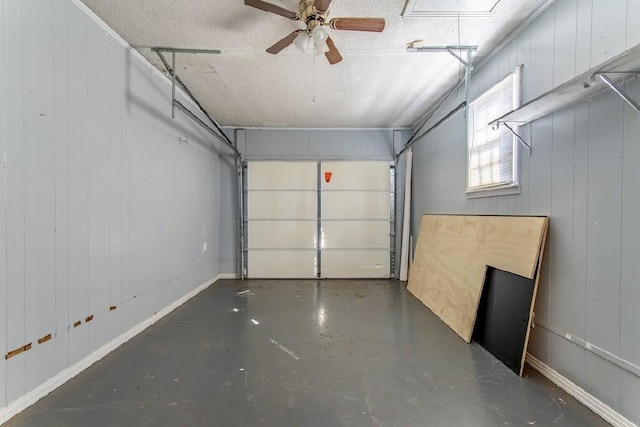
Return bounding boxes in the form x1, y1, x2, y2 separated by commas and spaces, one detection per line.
245, 0, 385, 65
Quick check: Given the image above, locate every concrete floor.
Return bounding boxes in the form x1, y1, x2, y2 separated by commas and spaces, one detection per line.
7, 280, 608, 426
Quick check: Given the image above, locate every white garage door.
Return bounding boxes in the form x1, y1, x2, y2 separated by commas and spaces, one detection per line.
320, 161, 391, 278
246, 161, 318, 278
245, 161, 392, 279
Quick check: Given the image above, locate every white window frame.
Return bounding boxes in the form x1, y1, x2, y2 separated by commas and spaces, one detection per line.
466, 65, 522, 198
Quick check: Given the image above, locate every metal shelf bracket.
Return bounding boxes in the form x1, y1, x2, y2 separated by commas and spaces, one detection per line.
492, 121, 532, 155
408, 45, 478, 117
595, 72, 640, 114
151, 47, 242, 160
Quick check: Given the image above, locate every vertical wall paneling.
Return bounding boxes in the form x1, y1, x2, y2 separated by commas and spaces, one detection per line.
308, 129, 324, 158
574, 0, 593, 75
514, 125, 531, 215
619, 80, 640, 422
0, 0, 226, 413
108, 36, 123, 340
514, 23, 532, 215
548, 108, 575, 330
23, 0, 57, 393
211, 143, 221, 278
87, 21, 111, 354
131, 61, 152, 316
620, 369, 640, 424
242, 128, 395, 162
527, 117, 553, 214
627, 0, 640, 47
122, 55, 141, 331
219, 130, 240, 276
571, 102, 589, 342
119, 50, 133, 333
590, 0, 628, 67
585, 92, 623, 353
516, 27, 533, 103
620, 82, 640, 367
410, 136, 426, 235
0, 0, 7, 409
52, 0, 70, 374
407, 0, 639, 421
66, 2, 90, 365
456, 119, 474, 215
585, 350, 622, 411
5, 0, 27, 404
585, 91, 624, 410
528, 7, 555, 100
328, 131, 352, 158
496, 196, 515, 216
553, 0, 577, 86
496, 46, 512, 82
548, 107, 583, 382
218, 146, 238, 276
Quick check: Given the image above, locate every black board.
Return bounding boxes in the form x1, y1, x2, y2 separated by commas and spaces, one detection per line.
472, 266, 535, 374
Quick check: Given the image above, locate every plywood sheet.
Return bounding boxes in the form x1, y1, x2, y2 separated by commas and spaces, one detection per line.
407, 215, 548, 343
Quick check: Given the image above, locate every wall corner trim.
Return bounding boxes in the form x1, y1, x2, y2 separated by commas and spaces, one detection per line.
526, 353, 637, 427
0, 275, 224, 425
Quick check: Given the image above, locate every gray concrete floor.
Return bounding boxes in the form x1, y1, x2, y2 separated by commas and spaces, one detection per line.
7, 280, 608, 426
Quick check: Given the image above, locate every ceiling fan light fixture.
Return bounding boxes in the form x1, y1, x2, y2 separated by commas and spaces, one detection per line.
294, 31, 312, 52
315, 39, 330, 55
311, 26, 328, 47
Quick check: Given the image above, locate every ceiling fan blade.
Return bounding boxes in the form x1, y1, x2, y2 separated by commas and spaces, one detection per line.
324, 37, 343, 65
244, 0, 299, 20
266, 30, 303, 54
313, 0, 332, 13
329, 17, 385, 32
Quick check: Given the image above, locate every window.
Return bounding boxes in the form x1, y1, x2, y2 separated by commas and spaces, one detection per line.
467, 66, 521, 196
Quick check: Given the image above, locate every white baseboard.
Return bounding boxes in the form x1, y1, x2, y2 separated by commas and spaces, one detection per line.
218, 273, 238, 279
0, 274, 223, 425
526, 353, 637, 427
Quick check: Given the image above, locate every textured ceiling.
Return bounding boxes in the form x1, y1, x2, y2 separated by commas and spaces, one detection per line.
79, 0, 548, 128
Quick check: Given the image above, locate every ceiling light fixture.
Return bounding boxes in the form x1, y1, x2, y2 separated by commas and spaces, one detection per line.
312, 26, 328, 46
294, 31, 312, 52
294, 26, 330, 54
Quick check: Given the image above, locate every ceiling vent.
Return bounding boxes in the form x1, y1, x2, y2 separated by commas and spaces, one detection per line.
402, 0, 504, 17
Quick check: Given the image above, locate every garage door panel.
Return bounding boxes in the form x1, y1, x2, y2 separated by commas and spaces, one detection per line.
248, 251, 317, 278
322, 192, 390, 219
248, 161, 317, 190
321, 250, 389, 278
321, 221, 389, 249
248, 191, 317, 219
249, 221, 317, 250
321, 161, 390, 191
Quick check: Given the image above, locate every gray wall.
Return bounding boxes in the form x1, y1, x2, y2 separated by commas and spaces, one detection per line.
217, 128, 411, 276
0, 0, 226, 410
408, 0, 640, 422
239, 128, 403, 161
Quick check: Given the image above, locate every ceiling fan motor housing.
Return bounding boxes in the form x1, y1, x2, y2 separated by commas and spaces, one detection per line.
300, 0, 329, 31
